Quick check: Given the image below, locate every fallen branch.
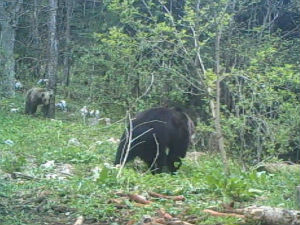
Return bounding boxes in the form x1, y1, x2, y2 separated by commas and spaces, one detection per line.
157, 208, 173, 220
108, 198, 129, 209
114, 192, 152, 204
166, 220, 194, 225
11, 172, 37, 180
127, 194, 152, 204
203, 209, 245, 218
148, 191, 185, 201
135, 208, 195, 225
135, 216, 194, 225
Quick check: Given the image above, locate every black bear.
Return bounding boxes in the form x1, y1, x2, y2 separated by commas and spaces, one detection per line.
25, 87, 53, 116
115, 107, 195, 174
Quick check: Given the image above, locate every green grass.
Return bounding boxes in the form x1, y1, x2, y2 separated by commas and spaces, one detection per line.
0, 98, 299, 225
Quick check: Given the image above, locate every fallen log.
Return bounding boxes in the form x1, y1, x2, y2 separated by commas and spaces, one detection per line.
257, 162, 300, 173
242, 206, 300, 225
204, 206, 300, 225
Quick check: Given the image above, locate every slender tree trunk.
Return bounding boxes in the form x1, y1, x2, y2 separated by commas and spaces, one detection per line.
0, 19, 15, 98
0, 0, 23, 98
215, 25, 229, 175
32, 0, 40, 78
47, 0, 58, 118
63, 0, 72, 88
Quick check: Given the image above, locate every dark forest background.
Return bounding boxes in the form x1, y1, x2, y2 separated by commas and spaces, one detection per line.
1, 0, 299, 164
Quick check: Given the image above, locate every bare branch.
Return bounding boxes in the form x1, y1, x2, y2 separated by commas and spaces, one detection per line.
145, 133, 160, 174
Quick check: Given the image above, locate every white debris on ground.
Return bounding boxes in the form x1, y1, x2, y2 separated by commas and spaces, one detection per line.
95, 140, 103, 145
98, 117, 111, 125
37, 79, 49, 86
107, 137, 119, 144
80, 106, 88, 117
41, 160, 74, 180
55, 100, 67, 111
68, 138, 81, 146
40, 160, 55, 168
4, 139, 14, 146
91, 166, 101, 181
10, 108, 19, 113
15, 81, 23, 90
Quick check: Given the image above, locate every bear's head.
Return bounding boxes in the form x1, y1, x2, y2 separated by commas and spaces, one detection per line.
40, 90, 53, 105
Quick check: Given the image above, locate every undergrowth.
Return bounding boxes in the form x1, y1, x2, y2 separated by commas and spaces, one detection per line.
0, 97, 299, 225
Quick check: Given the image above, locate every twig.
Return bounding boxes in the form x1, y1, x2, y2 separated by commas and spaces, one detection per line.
146, 133, 160, 174
148, 191, 185, 201
12, 172, 37, 180
117, 112, 133, 178
134, 73, 154, 104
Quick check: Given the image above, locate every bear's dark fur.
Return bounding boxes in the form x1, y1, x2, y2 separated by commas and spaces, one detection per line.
115, 107, 195, 174
25, 87, 53, 116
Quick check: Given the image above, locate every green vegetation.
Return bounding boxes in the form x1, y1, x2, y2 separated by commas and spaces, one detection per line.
0, 0, 299, 224
0, 102, 299, 224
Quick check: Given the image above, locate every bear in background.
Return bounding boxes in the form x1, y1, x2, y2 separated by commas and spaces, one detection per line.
114, 107, 195, 174
25, 87, 53, 117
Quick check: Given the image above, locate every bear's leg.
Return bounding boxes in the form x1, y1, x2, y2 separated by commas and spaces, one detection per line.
138, 144, 167, 174
42, 104, 49, 117
25, 101, 31, 114
31, 104, 38, 115
152, 145, 167, 174
167, 156, 182, 174
167, 142, 188, 173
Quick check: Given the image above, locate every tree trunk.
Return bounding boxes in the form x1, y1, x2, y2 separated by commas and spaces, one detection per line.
63, 0, 72, 88
0, 19, 15, 98
32, 0, 41, 78
0, 0, 23, 98
214, 25, 229, 175
47, 0, 58, 118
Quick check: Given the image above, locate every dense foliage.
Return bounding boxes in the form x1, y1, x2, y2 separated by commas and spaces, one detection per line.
6, 0, 298, 163
0, 109, 299, 224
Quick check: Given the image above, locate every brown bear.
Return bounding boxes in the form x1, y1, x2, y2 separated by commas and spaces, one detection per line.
25, 87, 53, 116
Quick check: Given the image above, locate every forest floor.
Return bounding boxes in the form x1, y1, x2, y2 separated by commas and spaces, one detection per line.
0, 97, 299, 225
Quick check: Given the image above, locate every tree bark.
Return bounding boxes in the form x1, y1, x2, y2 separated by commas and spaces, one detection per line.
214, 25, 229, 175
63, 0, 72, 87
0, 0, 23, 98
47, 0, 58, 118
191, 2, 229, 175
296, 186, 300, 209
242, 206, 300, 225
204, 206, 300, 225
32, 0, 41, 78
